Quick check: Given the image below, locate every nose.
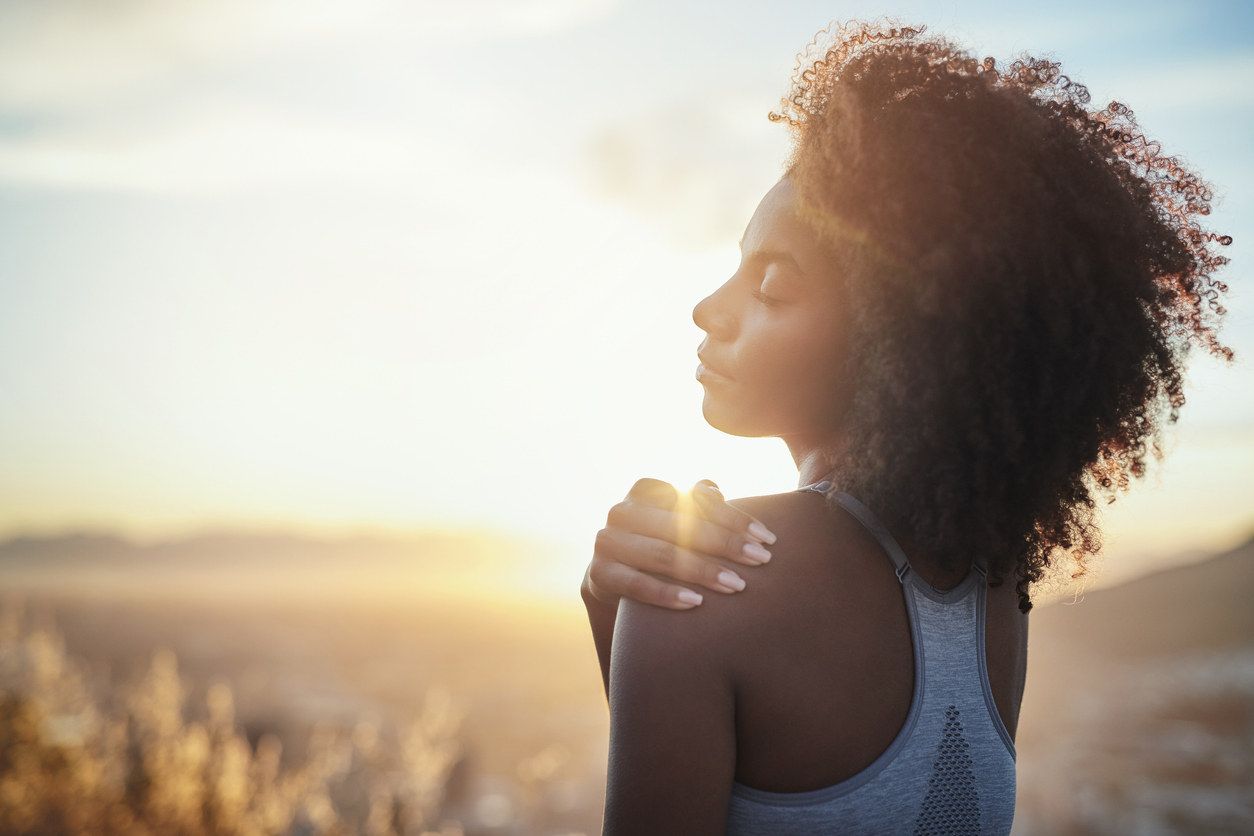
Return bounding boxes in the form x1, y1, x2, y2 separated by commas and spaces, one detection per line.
693, 278, 737, 341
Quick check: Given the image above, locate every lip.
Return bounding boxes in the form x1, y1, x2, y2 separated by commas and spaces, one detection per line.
696, 354, 733, 383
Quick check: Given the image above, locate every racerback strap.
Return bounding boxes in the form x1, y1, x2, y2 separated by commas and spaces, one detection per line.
799, 480, 989, 581
799, 480, 912, 582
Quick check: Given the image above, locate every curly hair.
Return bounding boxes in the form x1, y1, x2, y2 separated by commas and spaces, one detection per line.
772, 21, 1232, 612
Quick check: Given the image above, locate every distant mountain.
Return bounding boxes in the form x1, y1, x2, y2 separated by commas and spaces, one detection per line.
1031, 535, 1254, 658
0, 529, 561, 600
0, 530, 513, 570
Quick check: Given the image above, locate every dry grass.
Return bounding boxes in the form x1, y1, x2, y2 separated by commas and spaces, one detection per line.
0, 607, 462, 836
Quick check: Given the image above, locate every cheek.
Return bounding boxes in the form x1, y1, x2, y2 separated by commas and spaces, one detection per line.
717, 311, 847, 431
738, 338, 813, 399
739, 312, 841, 393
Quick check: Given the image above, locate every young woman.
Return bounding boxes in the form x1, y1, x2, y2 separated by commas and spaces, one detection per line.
581, 22, 1231, 835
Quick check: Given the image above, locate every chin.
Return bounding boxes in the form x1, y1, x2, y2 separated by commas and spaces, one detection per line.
701, 395, 773, 438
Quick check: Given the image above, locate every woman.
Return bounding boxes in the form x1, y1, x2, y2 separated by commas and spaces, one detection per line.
581, 22, 1231, 835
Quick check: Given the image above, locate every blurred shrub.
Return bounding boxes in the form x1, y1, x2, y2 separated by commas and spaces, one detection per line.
0, 609, 462, 836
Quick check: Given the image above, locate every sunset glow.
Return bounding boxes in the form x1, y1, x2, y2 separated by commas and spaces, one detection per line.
0, 0, 1250, 596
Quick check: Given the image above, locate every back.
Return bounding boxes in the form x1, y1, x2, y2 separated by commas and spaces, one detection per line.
604, 486, 1027, 835
725, 489, 1017, 834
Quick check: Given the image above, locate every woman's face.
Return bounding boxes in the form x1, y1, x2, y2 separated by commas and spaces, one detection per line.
693, 179, 851, 443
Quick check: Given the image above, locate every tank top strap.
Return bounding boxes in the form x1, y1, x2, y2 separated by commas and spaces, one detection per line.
797, 481, 913, 583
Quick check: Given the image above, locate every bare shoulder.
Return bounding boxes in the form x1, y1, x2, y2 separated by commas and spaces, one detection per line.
613, 492, 822, 650
728, 489, 903, 610
615, 488, 901, 668
608, 488, 914, 803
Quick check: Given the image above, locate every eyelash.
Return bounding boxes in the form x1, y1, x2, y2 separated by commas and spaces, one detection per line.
752, 288, 781, 307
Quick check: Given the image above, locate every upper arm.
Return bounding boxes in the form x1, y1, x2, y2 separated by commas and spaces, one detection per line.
604, 598, 737, 836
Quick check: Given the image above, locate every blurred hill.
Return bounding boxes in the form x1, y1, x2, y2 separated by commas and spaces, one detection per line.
1031, 534, 1254, 658
0, 529, 569, 602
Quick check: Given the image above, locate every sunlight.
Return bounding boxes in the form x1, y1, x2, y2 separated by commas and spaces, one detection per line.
0, 4, 1251, 833
0, 0, 1247, 599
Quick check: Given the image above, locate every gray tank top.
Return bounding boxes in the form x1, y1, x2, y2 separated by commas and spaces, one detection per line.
725, 484, 1017, 835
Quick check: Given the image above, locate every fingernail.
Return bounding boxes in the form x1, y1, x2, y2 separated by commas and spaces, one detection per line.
717, 570, 746, 592
743, 543, 772, 564
677, 589, 703, 606
748, 522, 777, 545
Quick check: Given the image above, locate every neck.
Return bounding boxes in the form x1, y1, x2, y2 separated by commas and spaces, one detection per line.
784, 428, 848, 487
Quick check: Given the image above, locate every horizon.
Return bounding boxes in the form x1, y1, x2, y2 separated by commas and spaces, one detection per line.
2, 517, 1250, 604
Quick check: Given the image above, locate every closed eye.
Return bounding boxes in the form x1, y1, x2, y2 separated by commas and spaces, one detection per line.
752, 288, 782, 307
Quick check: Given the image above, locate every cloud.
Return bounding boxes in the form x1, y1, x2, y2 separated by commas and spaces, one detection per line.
582, 96, 790, 250
0, 0, 620, 193
0, 0, 621, 111
410, 0, 621, 41
0, 0, 363, 111
0, 104, 451, 193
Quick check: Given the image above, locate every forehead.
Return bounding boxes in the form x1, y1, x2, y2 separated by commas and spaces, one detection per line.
743, 180, 817, 250
741, 179, 834, 271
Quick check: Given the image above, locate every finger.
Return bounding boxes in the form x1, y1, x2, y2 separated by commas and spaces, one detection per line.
588, 558, 704, 610
625, 477, 680, 509
595, 527, 747, 594
606, 501, 771, 566
691, 482, 777, 546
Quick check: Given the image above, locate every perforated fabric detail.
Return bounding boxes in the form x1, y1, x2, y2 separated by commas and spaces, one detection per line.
912, 706, 981, 835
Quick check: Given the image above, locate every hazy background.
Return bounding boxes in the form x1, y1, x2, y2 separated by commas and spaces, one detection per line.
0, 1, 1252, 835
0, 0, 1251, 588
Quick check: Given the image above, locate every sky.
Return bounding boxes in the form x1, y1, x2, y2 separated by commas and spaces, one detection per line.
0, 0, 1251, 593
